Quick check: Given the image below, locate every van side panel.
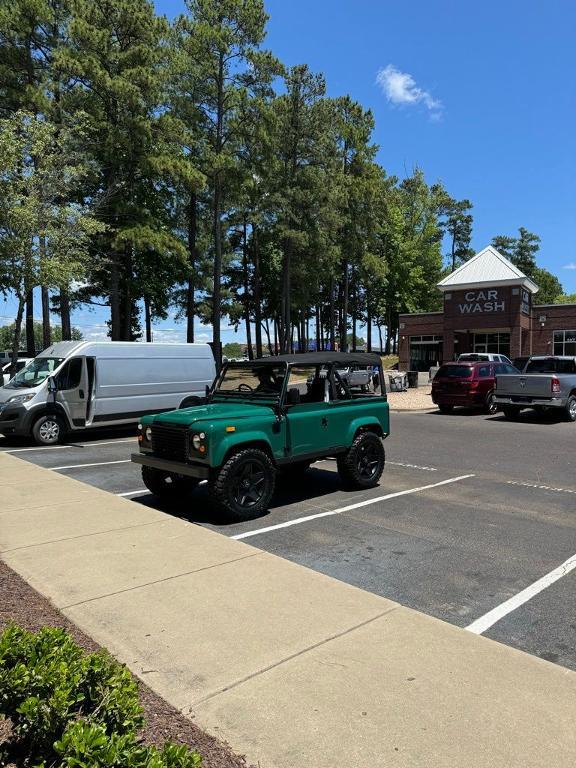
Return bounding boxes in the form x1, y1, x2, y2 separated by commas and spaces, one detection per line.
90, 349, 215, 425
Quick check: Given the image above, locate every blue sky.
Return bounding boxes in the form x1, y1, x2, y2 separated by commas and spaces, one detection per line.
2, 0, 575, 342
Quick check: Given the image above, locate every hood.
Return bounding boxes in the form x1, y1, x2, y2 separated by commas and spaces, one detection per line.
151, 401, 275, 426
0, 384, 42, 405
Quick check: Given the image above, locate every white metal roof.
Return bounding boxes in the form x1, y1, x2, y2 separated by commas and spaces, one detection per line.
437, 246, 539, 293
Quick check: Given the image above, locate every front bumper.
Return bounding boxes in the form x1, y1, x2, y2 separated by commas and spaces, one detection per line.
131, 452, 210, 480
494, 396, 565, 408
0, 405, 27, 435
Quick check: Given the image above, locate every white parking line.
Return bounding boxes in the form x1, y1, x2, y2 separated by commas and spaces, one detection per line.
388, 461, 438, 472
507, 480, 576, 495
232, 474, 475, 541
75, 439, 137, 447
52, 460, 132, 471
3, 445, 73, 453
117, 489, 148, 497
466, 552, 576, 635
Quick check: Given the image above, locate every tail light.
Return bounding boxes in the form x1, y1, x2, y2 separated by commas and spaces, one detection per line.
551, 377, 561, 394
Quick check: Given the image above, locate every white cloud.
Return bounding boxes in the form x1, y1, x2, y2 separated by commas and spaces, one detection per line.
376, 64, 442, 118
562, 262, 576, 270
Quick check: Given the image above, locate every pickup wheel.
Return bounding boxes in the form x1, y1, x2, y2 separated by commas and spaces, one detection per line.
502, 406, 521, 421
484, 391, 498, 415
141, 466, 198, 498
337, 432, 385, 490
210, 448, 275, 521
565, 395, 576, 422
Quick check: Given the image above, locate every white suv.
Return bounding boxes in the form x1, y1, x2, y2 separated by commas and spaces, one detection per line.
457, 353, 513, 365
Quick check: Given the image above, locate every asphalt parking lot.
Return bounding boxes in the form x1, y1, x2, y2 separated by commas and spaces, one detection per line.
2, 407, 575, 671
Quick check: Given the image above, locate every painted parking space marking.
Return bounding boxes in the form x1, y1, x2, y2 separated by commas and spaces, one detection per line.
388, 461, 438, 472
466, 552, 576, 635
3, 445, 74, 453
74, 439, 137, 448
507, 480, 576, 495
117, 489, 148, 497
52, 460, 132, 471
232, 474, 475, 541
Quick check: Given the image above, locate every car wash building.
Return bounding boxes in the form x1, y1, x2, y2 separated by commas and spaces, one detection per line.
399, 246, 576, 371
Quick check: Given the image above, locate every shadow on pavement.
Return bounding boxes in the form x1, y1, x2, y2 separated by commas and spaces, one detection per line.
133, 465, 354, 528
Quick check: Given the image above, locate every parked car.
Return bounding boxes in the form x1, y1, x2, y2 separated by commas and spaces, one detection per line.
494, 356, 576, 421
306, 365, 374, 392
132, 352, 389, 520
432, 360, 519, 414
0, 341, 215, 445
457, 353, 513, 365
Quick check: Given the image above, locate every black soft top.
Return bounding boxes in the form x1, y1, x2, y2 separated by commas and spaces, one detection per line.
237, 352, 382, 367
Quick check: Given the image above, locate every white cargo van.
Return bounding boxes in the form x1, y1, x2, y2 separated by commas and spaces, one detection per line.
0, 341, 215, 445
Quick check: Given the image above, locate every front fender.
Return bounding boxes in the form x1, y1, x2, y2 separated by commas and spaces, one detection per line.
346, 413, 388, 444
211, 429, 275, 467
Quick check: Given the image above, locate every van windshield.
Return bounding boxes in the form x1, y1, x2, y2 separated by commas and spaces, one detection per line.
5, 357, 64, 388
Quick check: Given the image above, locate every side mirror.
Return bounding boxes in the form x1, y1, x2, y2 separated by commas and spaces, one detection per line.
287, 388, 300, 405
47, 376, 58, 393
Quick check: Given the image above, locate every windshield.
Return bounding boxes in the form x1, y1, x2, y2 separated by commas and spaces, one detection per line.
6, 357, 64, 388
212, 364, 286, 399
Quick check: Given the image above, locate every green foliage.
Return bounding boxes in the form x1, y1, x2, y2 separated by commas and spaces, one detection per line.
223, 342, 244, 359
0, 624, 203, 768
532, 267, 563, 304
555, 292, 576, 304
0, 321, 82, 350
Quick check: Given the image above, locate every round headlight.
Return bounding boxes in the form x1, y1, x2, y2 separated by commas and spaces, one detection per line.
192, 433, 201, 450
145, 426, 152, 442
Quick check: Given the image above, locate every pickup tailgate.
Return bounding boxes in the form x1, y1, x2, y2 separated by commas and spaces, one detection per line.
496, 374, 553, 399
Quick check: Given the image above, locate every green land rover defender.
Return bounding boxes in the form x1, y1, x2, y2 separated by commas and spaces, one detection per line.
132, 352, 390, 521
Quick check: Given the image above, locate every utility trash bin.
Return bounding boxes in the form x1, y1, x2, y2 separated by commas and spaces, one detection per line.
407, 371, 419, 388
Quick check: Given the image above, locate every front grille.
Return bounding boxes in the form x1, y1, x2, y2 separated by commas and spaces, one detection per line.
151, 422, 188, 462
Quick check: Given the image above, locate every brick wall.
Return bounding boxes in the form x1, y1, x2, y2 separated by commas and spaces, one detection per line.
531, 304, 576, 355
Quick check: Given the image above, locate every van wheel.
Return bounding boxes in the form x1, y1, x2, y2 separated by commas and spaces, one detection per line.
565, 395, 576, 422
337, 432, 385, 489
209, 449, 275, 521
141, 466, 198, 498
32, 414, 65, 446
484, 391, 498, 415
503, 406, 521, 421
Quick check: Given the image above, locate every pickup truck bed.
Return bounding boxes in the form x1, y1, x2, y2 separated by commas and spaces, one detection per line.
494, 356, 576, 422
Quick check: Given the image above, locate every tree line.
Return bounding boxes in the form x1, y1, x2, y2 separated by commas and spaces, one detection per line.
0, 0, 568, 367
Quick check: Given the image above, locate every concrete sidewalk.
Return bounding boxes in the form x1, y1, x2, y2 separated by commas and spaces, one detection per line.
1, 452, 575, 767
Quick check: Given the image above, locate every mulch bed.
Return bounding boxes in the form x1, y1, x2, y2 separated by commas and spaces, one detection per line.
0, 558, 251, 768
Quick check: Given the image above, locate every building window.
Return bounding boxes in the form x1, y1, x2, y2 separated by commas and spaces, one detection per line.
553, 330, 576, 356
473, 332, 510, 357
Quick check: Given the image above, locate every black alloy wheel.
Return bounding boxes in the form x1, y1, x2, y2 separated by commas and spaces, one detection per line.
337, 431, 385, 490
210, 448, 275, 521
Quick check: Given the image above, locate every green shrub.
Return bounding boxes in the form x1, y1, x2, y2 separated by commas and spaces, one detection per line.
0, 624, 143, 764
50, 721, 203, 767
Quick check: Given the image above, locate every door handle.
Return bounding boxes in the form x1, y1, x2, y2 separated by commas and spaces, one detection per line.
321, 417, 328, 427
79, 389, 85, 399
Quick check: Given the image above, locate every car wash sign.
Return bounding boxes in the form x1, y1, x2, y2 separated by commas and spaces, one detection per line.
458, 289, 505, 315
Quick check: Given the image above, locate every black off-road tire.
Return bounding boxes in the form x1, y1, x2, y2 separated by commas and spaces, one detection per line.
209, 448, 275, 521
337, 431, 385, 490
484, 391, 498, 415
503, 406, 521, 421
32, 413, 66, 446
141, 466, 199, 498
565, 395, 576, 423
438, 404, 453, 414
